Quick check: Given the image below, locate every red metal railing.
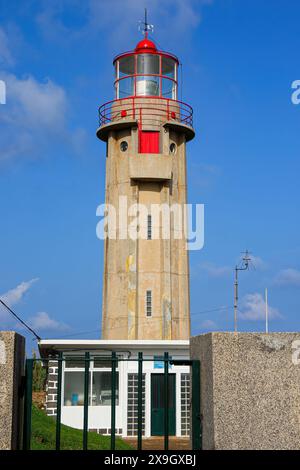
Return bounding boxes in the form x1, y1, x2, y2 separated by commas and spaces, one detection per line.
98, 96, 193, 128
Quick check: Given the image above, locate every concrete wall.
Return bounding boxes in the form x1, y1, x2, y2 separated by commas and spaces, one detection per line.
190, 332, 300, 450
0, 331, 25, 450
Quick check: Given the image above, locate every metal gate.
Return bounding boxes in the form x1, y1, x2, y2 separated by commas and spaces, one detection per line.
22, 352, 201, 450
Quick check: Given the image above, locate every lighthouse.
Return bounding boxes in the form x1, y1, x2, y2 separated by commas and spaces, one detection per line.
97, 19, 195, 342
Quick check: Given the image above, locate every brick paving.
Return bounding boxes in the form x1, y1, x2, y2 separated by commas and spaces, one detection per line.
124, 437, 191, 450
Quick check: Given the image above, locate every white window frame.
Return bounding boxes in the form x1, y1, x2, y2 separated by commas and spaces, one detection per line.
146, 290, 152, 317
147, 214, 152, 240
63, 357, 119, 407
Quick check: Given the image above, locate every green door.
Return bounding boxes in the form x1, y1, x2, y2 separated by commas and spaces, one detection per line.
151, 374, 176, 436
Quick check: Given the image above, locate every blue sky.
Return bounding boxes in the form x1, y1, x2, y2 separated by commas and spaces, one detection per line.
0, 0, 300, 349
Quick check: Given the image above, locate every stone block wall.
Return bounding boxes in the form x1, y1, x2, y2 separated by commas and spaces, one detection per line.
190, 332, 300, 450
0, 331, 25, 450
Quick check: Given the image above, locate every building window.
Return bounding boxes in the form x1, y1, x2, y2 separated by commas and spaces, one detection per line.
169, 142, 177, 155
127, 373, 146, 436
64, 371, 89, 406
91, 371, 119, 406
120, 141, 128, 152
147, 215, 152, 240
63, 356, 119, 407
181, 373, 190, 436
146, 290, 152, 317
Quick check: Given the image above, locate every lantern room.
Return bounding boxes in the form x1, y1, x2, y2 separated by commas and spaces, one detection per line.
97, 23, 194, 143
114, 38, 178, 100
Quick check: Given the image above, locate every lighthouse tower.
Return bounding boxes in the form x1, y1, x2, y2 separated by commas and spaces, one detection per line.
97, 20, 195, 341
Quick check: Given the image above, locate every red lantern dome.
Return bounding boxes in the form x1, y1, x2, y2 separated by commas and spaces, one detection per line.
135, 38, 157, 53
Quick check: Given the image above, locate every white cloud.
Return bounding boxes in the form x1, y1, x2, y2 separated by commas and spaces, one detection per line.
0, 278, 39, 325
199, 262, 232, 278
195, 256, 266, 279
7, 73, 67, 129
0, 27, 14, 66
250, 255, 267, 270
0, 72, 86, 162
28, 311, 70, 331
200, 319, 217, 330
0, 278, 39, 307
236, 254, 266, 270
274, 268, 300, 287
36, 0, 213, 48
0, 279, 70, 333
239, 292, 281, 321
88, 0, 205, 35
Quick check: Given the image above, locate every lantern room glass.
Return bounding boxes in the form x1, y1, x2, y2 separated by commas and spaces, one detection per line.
115, 53, 177, 100
161, 56, 176, 79
118, 55, 135, 77
137, 54, 159, 74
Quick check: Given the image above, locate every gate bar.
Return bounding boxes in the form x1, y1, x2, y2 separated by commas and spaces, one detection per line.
83, 352, 90, 450
111, 351, 117, 450
23, 358, 33, 450
192, 359, 202, 450
55, 352, 63, 450
137, 352, 143, 450
164, 351, 169, 451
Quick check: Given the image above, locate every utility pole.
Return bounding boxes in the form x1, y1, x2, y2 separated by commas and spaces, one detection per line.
234, 250, 252, 333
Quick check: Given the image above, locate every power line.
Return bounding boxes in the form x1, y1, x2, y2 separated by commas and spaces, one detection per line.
191, 306, 232, 316
0, 298, 41, 341
50, 329, 102, 340
46, 306, 232, 339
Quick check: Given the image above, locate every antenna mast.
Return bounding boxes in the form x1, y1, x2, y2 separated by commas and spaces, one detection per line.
234, 250, 252, 332
144, 8, 148, 38
138, 8, 154, 37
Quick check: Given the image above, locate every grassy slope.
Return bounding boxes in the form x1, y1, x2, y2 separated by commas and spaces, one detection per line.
31, 405, 132, 450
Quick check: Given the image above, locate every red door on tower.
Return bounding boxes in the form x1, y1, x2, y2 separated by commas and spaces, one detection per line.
140, 131, 160, 153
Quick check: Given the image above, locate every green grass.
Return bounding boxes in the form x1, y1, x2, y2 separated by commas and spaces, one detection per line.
31, 405, 133, 450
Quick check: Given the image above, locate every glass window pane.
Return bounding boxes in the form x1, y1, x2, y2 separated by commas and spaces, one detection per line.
162, 78, 176, 99
94, 356, 118, 369
137, 54, 159, 75
91, 371, 119, 406
119, 77, 134, 98
64, 371, 91, 406
136, 76, 159, 96
162, 56, 175, 79
119, 56, 135, 77
65, 358, 85, 368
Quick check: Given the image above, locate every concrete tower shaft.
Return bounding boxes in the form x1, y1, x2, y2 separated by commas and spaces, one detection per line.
97, 38, 195, 340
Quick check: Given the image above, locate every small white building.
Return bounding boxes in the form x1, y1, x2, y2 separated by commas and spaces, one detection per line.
39, 339, 190, 438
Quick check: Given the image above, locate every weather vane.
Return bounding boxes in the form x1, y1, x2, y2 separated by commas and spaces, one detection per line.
138, 8, 154, 38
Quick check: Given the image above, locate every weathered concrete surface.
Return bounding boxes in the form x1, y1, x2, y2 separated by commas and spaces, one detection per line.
99, 97, 193, 341
0, 331, 25, 449
129, 154, 172, 180
190, 332, 300, 450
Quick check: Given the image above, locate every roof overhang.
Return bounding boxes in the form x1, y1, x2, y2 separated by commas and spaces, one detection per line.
163, 121, 195, 142
38, 339, 190, 358
96, 119, 138, 142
